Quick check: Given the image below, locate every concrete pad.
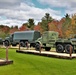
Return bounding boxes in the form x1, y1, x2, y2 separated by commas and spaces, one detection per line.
16, 50, 76, 59
0, 59, 13, 66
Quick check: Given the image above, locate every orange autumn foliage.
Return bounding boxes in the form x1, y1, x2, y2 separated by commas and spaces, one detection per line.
19, 25, 27, 31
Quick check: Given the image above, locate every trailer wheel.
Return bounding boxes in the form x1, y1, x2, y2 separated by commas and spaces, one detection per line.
35, 43, 41, 51
56, 44, 64, 53
45, 47, 51, 51
65, 44, 73, 54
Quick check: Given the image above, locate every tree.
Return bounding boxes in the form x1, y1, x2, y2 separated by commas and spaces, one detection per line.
19, 25, 27, 31
62, 13, 71, 38
22, 23, 28, 27
10, 26, 14, 29
9, 26, 19, 34
65, 13, 70, 19
49, 20, 58, 31
41, 13, 53, 32
71, 14, 76, 34
34, 22, 43, 33
14, 26, 18, 29
28, 18, 35, 30
0, 30, 9, 39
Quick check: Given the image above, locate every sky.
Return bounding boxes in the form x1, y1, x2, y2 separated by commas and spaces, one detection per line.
0, 0, 76, 27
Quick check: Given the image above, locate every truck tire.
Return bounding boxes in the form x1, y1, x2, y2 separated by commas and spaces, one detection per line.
65, 44, 73, 54
35, 43, 41, 51
45, 47, 51, 51
56, 44, 64, 53
20, 41, 25, 47
4, 40, 9, 46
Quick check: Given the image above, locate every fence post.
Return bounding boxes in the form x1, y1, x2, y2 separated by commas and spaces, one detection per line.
39, 45, 41, 53
70, 45, 72, 59
6, 46, 8, 61
26, 41, 29, 50
19, 42, 20, 50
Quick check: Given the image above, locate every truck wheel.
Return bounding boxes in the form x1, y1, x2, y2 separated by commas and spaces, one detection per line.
20, 41, 25, 47
56, 44, 64, 53
35, 43, 41, 51
45, 47, 51, 51
65, 44, 73, 54
4, 41, 9, 46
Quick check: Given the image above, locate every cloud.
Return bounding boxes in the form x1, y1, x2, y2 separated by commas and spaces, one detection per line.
0, 0, 62, 27
2, 0, 74, 27
0, 0, 22, 9
38, 0, 76, 17
0, 19, 25, 27
38, 0, 76, 8
65, 8, 76, 16
0, 0, 21, 3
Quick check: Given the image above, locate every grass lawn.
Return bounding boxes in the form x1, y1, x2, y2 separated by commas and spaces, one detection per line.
0, 48, 76, 75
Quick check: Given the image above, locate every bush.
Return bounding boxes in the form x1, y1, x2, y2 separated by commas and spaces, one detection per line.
0, 30, 9, 39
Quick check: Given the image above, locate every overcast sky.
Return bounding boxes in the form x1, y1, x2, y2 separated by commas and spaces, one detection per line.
0, 0, 76, 27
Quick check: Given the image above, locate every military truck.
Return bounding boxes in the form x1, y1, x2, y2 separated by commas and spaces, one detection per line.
55, 34, 76, 53
35, 31, 76, 53
4, 30, 41, 47
35, 31, 59, 51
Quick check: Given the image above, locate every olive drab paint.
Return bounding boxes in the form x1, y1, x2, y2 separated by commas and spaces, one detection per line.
4, 30, 41, 47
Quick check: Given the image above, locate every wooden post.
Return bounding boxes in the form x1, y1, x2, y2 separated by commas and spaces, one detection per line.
39, 45, 41, 53
19, 42, 20, 50
26, 42, 29, 50
6, 46, 8, 61
70, 45, 72, 59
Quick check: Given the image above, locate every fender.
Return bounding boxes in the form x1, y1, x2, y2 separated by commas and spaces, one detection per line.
36, 41, 42, 47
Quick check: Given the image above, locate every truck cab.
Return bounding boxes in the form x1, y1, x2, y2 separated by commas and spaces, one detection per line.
35, 31, 59, 51
3, 33, 16, 46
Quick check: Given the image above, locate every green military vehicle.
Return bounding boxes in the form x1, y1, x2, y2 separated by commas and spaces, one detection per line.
4, 30, 41, 47
35, 31, 59, 51
55, 34, 76, 53
35, 31, 76, 53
